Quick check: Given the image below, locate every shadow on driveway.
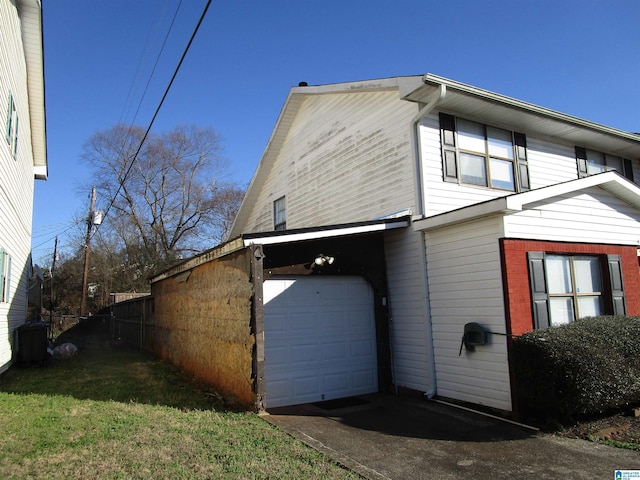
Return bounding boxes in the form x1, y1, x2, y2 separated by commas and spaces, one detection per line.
263, 393, 638, 480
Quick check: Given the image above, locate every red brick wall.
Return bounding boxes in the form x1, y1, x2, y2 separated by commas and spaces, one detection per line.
500, 239, 640, 336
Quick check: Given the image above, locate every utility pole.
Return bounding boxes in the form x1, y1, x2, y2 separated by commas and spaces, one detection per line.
80, 187, 96, 316
49, 236, 58, 325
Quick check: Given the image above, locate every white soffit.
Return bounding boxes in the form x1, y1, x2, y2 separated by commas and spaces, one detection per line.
243, 218, 409, 246
18, 0, 47, 179
413, 172, 640, 231
404, 74, 640, 158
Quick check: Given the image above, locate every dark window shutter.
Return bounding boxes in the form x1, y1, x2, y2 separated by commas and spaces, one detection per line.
5, 93, 13, 144
607, 254, 626, 315
514, 132, 530, 191
439, 113, 458, 182
623, 158, 634, 182
576, 146, 588, 178
527, 251, 550, 329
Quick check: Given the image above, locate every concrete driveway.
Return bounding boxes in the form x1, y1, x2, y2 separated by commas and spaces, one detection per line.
262, 393, 638, 479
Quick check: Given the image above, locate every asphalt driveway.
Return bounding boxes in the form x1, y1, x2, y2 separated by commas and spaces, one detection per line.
263, 393, 638, 480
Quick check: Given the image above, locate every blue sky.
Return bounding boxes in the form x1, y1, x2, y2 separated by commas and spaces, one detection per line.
33, 0, 640, 261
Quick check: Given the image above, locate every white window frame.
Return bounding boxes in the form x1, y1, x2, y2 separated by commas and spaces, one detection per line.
273, 196, 286, 231
0, 249, 12, 303
576, 146, 634, 182
440, 113, 530, 192
545, 255, 603, 325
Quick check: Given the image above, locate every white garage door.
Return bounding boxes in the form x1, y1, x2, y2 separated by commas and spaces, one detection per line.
264, 276, 378, 408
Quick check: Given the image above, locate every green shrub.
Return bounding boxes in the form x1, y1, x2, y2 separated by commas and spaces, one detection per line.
511, 315, 640, 423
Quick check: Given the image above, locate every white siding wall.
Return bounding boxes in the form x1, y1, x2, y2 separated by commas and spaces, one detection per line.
418, 112, 585, 217
505, 187, 640, 243
526, 137, 578, 189
384, 228, 433, 393
240, 90, 418, 232
425, 215, 512, 411
0, 2, 37, 373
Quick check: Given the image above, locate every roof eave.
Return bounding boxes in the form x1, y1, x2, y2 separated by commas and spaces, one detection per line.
18, 0, 47, 180
403, 74, 640, 158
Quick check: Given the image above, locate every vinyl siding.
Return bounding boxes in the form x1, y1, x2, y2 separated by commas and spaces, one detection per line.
239, 89, 417, 232
505, 187, 640, 244
425, 215, 512, 411
526, 137, 578, 188
383, 228, 433, 392
0, 1, 38, 373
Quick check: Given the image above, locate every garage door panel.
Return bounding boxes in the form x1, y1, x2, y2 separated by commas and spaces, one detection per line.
324, 372, 349, 394
292, 375, 322, 397
264, 276, 378, 408
290, 343, 321, 364
351, 338, 376, 358
322, 341, 347, 360
353, 368, 377, 389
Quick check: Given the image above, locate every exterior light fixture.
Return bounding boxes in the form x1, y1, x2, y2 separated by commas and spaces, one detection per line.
314, 254, 335, 266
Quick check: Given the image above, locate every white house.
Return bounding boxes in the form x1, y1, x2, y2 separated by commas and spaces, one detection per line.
0, 0, 47, 373
230, 74, 640, 413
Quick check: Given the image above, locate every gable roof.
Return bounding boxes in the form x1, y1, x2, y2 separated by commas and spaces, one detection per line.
413, 171, 640, 231
228, 76, 423, 239
18, 0, 47, 180
229, 73, 640, 239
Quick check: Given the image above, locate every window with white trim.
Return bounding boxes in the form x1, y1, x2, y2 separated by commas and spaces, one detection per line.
576, 146, 634, 182
528, 252, 625, 329
0, 249, 12, 303
273, 196, 286, 231
440, 113, 529, 192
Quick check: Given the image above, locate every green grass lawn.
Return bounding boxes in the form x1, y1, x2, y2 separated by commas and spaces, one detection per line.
0, 335, 360, 479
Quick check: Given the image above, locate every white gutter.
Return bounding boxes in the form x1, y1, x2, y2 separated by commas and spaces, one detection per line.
407, 82, 446, 400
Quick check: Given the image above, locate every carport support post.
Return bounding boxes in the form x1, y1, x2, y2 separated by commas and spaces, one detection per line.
250, 244, 266, 411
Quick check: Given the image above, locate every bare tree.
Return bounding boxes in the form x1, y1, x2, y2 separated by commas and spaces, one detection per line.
81, 124, 244, 278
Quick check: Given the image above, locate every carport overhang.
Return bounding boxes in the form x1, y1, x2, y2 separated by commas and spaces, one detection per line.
243, 216, 410, 406
242, 216, 410, 247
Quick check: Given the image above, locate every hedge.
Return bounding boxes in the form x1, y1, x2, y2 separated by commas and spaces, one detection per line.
511, 315, 640, 422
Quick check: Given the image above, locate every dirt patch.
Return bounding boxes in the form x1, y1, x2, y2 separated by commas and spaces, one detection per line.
557, 409, 640, 448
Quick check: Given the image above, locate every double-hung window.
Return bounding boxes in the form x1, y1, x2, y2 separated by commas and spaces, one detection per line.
5, 92, 18, 158
273, 195, 286, 231
440, 113, 529, 192
528, 252, 625, 329
0, 249, 11, 303
576, 147, 634, 182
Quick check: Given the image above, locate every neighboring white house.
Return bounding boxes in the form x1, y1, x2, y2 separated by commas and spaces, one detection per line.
230, 75, 640, 412
0, 0, 47, 374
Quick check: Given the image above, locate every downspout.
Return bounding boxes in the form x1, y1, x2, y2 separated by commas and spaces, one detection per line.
409, 83, 446, 399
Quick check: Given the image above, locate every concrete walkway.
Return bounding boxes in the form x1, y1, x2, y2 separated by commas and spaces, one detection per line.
262, 394, 638, 480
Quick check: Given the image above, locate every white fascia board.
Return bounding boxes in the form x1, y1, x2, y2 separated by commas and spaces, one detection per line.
291, 76, 421, 96
243, 219, 409, 247
413, 199, 509, 231
19, 0, 47, 179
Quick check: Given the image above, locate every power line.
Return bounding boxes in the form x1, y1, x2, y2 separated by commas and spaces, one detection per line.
121, 0, 184, 127
119, 0, 171, 125
95, 0, 213, 239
